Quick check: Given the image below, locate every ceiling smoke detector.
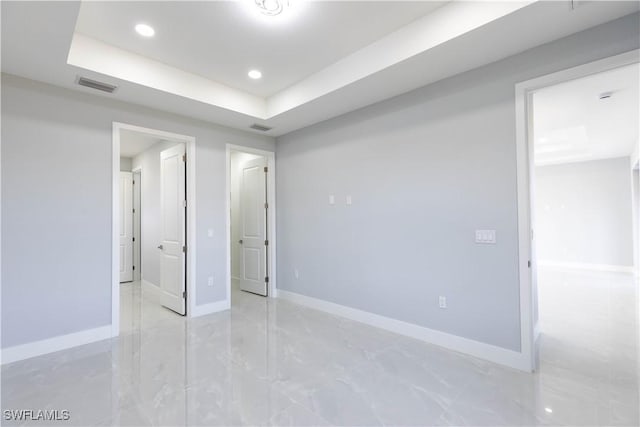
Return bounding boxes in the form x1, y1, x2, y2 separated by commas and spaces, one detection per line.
254, 0, 289, 16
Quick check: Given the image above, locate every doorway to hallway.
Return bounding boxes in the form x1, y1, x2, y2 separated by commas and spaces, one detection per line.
229, 148, 272, 297
113, 123, 196, 335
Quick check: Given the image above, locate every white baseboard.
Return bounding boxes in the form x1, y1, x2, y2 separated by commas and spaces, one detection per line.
190, 299, 230, 317
1, 325, 112, 365
538, 260, 635, 274
277, 290, 529, 372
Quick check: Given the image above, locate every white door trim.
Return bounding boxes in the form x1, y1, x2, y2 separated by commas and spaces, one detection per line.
515, 49, 640, 372
226, 144, 277, 301
112, 122, 197, 337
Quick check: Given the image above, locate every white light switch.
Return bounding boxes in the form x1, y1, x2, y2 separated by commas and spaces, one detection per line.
346, 195, 352, 205
329, 195, 335, 205
475, 230, 496, 244
207, 276, 214, 287
207, 229, 214, 238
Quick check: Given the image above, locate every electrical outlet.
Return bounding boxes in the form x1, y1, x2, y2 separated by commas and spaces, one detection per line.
207, 276, 214, 287
439, 296, 447, 309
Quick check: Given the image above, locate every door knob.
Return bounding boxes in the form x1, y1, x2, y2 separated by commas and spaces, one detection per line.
238, 239, 243, 244
157, 244, 163, 250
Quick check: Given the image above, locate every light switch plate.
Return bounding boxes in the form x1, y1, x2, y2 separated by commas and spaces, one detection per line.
346, 195, 352, 205
475, 229, 496, 244
439, 296, 447, 309
329, 195, 335, 205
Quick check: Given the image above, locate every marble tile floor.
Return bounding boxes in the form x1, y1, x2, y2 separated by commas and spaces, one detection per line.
2, 270, 638, 426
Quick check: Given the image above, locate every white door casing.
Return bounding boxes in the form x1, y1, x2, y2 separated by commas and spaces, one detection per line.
132, 170, 141, 281
119, 171, 133, 283
158, 144, 186, 314
239, 156, 268, 296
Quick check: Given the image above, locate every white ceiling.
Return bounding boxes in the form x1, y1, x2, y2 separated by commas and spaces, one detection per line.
2, 1, 639, 137
120, 129, 164, 158
75, 1, 445, 97
533, 63, 639, 166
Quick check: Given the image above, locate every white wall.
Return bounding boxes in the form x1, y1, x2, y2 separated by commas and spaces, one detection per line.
1, 74, 274, 349
230, 151, 262, 284
132, 140, 182, 287
275, 14, 639, 352
535, 157, 634, 268
120, 157, 132, 172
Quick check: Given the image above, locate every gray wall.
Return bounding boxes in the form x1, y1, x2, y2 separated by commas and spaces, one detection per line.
132, 140, 182, 287
119, 157, 132, 172
276, 14, 640, 352
535, 158, 634, 267
1, 74, 274, 349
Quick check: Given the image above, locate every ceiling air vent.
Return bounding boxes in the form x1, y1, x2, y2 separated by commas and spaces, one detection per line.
250, 123, 273, 132
76, 76, 118, 93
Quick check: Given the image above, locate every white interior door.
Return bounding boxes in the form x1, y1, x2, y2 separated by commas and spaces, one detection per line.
239, 156, 268, 296
119, 172, 133, 283
158, 144, 186, 314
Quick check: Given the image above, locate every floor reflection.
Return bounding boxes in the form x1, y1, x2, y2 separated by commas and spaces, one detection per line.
2, 271, 638, 426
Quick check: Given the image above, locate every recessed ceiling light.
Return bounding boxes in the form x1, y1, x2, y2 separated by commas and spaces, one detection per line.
135, 23, 155, 38
544, 408, 553, 413
248, 69, 263, 80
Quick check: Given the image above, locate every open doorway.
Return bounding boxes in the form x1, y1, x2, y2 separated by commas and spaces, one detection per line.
531, 63, 638, 379
516, 51, 639, 376
228, 145, 276, 300
113, 123, 196, 336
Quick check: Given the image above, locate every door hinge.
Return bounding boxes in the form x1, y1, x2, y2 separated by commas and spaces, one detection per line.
183, 200, 187, 208
264, 166, 268, 173
265, 276, 269, 283
182, 291, 186, 298
133, 208, 135, 213
133, 265, 135, 270
264, 202, 269, 209
265, 239, 269, 246
183, 245, 187, 253
182, 154, 186, 162
528, 260, 531, 268
132, 237, 135, 242
133, 180, 135, 185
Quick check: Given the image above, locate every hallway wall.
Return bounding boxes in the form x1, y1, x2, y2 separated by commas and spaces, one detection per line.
535, 157, 634, 269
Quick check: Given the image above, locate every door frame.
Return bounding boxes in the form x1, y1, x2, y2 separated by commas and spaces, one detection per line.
515, 49, 639, 372
112, 122, 197, 337
132, 167, 142, 282
119, 171, 134, 283
226, 144, 277, 299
